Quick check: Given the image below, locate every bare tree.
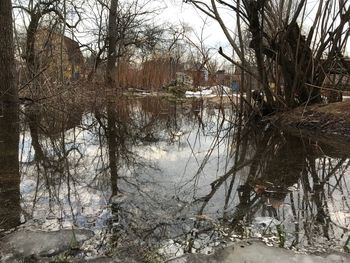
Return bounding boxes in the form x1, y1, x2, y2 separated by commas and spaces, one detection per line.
105, 0, 118, 88
13, 0, 81, 85
184, 18, 217, 87
185, 0, 350, 112
1, 0, 17, 103
0, 0, 21, 231
85, 0, 163, 82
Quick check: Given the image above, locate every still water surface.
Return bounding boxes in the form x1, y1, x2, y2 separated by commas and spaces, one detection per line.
1, 96, 350, 260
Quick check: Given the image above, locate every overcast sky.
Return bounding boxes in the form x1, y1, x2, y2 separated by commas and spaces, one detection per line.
164, 1, 350, 56
160, 1, 230, 48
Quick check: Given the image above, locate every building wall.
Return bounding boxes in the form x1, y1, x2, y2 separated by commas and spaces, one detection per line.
35, 29, 83, 81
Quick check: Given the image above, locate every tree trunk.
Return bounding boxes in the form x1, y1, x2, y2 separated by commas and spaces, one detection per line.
107, 105, 119, 195
0, 104, 20, 231
106, 0, 118, 89
0, 0, 17, 103
105, 0, 119, 195
26, 13, 40, 78
0, 0, 21, 230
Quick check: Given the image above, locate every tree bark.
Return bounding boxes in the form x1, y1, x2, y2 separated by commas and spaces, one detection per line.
106, 0, 118, 88
26, 13, 41, 77
105, 0, 119, 195
0, 0, 21, 230
0, 0, 17, 103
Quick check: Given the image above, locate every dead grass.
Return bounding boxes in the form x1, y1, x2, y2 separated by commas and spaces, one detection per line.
270, 100, 350, 137
316, 100, 350, 114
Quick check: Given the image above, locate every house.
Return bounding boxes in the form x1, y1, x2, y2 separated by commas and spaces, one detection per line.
35, 29, 84, 81
215, 69, 226, 84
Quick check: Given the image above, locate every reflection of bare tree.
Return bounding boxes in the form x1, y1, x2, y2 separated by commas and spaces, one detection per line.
93, 96, 163, 258
195, 124, 350, 249
15, 93, 350, 257
90, 96, 229, 259
0, 104, 20, 231
22, 101, 84, 222
9, 93, 235, 261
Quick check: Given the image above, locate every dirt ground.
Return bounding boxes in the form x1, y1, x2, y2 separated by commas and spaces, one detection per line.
270, 100, 350, 137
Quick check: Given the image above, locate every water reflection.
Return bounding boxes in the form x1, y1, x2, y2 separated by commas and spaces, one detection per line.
196, 125, 350, 252
1, 95, 350, 260
0, 104, 20, 230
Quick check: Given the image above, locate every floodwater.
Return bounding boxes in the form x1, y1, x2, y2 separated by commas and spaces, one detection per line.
1, 95, 350, 261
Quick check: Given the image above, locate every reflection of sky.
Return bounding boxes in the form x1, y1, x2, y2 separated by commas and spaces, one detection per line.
135, 124, 231, 191
16, 100, 350, 255
133, 114, 235, 221
19, 114, 111, 229
18, 105, 234, 232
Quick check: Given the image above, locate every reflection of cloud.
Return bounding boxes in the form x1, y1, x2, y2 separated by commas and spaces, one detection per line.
138, 145, 171, 161
19, 132, 34, 163
14, 102, 350, 258
20, 172, 111, 227
136, 131, 230, 186
19, 123, 112, 230
15, 105, 237, 257
330, 211, 350, 227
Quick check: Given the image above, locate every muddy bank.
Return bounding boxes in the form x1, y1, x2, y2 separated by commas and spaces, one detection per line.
0, 229, 94, 262
167, 240, 350, 263
270, 100, 350, 139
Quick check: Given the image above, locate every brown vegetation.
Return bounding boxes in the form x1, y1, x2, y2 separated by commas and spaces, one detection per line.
271, 100, 350, 136
185, 0, 350, 113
